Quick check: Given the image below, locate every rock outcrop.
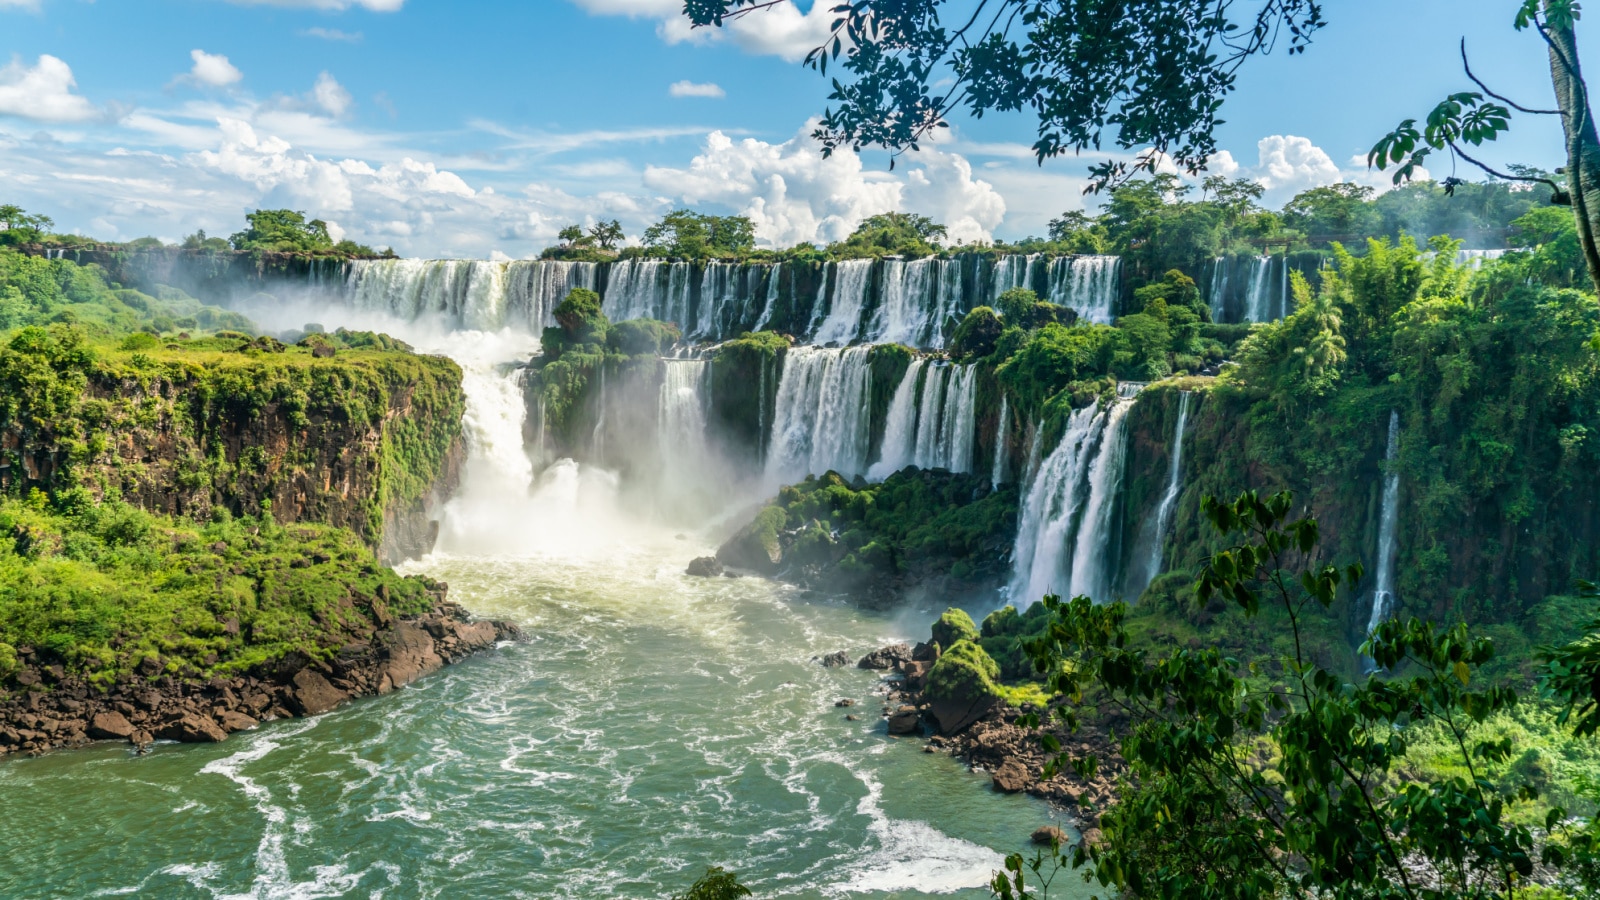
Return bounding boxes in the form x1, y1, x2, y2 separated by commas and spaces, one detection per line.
0, 599, 519, 759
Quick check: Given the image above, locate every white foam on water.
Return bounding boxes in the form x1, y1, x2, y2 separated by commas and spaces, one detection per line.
832, 765, 1004, 896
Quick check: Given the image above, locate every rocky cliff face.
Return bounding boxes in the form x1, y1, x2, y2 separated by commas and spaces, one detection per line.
0, 338, 466, 564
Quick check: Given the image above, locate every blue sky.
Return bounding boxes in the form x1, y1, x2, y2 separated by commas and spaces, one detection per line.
0, 0, 1587, 257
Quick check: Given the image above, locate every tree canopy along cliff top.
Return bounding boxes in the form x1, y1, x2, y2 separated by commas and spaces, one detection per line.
684, 0, 1600, 291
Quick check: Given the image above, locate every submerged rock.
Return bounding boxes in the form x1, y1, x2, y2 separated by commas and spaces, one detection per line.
817, 651, 850, 668
685, 557, 724, 578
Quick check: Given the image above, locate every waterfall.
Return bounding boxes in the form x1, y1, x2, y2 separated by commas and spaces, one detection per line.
1047, 256, 1122, 324
941, 365, 978, 473
1130, 391, 1192, 598
869, 359, 927, 480
657, 360, 713, 503
1367, 411, 1403, 649
765, 346, 874, 482
991, 396, 1011, 488
505, 260, 598, 331
813, 259, 875, 345
871, 258, 963, 347
591, 365, 608, 464
1208, 257, 1230, 323
912, 364, 950, 469
1244, 256, 1274, 323
1009, 394, 1136, 606
603, 259, 663, 323
990, 254, 1036, 300
753, 263, 781, 331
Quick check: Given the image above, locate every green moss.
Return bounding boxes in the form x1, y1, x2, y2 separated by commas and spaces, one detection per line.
607, 318, 681, 356
932, 607, 979, 649
926, 639, 1003, 703
0, 496, 438, 688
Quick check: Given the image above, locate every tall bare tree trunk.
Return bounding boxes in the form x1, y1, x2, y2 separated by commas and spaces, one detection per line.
1545, 22, 1600, 293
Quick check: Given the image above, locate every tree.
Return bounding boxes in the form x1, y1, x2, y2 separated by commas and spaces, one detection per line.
832, 212, 948, 256
558, 225, 587, 247
1367, 3, 1600, 291
181, 229, 231, 253
0, 205, 54, 246
671, 867, 751, 900
588, 219, 625, 250
1283, 184, 1381, 242
682, 0, 1325, 188
229, 209, 335, 254
993, 491, 1551, 900
682, 2, 1600, 292
643, 210, 756, 258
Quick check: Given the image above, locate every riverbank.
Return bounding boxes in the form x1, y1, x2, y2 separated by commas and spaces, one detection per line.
0, 595, 519, 757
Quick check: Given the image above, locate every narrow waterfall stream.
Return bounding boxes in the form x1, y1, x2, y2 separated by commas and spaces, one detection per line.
0, 304, 1072, 900
1127, 391, 1193, 599
1366, 411, 1403, 660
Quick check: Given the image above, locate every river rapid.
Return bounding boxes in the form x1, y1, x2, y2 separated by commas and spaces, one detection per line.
0, 320, 1088, 900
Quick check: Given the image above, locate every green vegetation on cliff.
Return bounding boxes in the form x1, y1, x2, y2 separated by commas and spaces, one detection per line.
0, 320, 465, 556
716, 468, 1018, 604
0, 492, 437, 689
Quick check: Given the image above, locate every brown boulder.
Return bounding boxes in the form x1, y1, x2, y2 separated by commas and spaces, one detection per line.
1032, 826, 1069, 846
857, 644, 914, 670
216, 710, 260, 733
289, 669, 349, 716
88, 711, 135, 740
685, 557, 724, 578
379, 623, 443, 692
993, 759, 1031, 793
158, 715, 228, 743
886, 706, 921, 735
903, 659, 934, 691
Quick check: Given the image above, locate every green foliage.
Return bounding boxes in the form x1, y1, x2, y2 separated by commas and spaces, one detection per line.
932, 607, 979, 649
926, 639, 1005, 707
1002, 491, 1556, 899
0, 495, 437, 687
553, 288, 609, 346
0, 205, 54, 246
831, 212, 947, 258
230, 209, 335, 254
685, 0, 1324, 189
607, 318, 681, 356
758, 467, 1019, 594
671, 867, 752, 900
0, 319, 462, 552
1283, 183, 1381, 242
950, 306, 1005, 360
643, 210, 756, 259
0, 247, 251, 338
995, 323, 1116, 415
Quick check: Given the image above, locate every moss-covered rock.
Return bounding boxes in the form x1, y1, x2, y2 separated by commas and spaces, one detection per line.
716, 505, 788, 574
932, 607, 979, 649
924, 639, 1006, 734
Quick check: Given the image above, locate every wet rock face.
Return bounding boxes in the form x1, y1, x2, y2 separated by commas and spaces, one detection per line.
0, 600, 521, 759
685, 557, 724, 578
857, 644, 913, 670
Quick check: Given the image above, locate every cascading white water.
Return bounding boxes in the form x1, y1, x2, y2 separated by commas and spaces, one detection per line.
912, 364, 950, 469
1009, 393, 1136, 606
346, 259, 603, 333
813, 259, 875, 345
1131, 391, 1193, 598
1367, 411, 1403, 646
991, 396, 1011, 488
753, 262, 781, 331
1047, 256, 1122, 324
765, 345, 874, 482
505, 260, 598, 331
989, 254, 1037, 300
941, 365, 978, 473
1208, 257, 1231, 323
1244, 256, 1275, 323
869, 359, 927, 480
870, 258, 963, 347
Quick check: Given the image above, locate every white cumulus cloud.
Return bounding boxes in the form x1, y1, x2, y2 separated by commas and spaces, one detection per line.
1207, 135, 1419, 207
187, 50, 244, 88
669, 80, 725, 99
571, 0, 832, 62
643, 124, 1005, 247
0, 55, 97, 122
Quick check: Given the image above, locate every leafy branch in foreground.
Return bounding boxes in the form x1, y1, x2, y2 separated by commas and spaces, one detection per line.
998, 490, 1552, 899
